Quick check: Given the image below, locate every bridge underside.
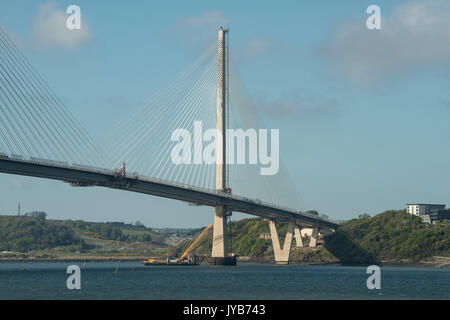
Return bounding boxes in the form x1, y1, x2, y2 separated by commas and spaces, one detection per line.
0, 159, 339, 264
0, 159, 339, 230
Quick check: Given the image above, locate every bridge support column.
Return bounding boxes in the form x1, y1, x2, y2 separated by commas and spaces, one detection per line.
294, 226, 304, 247
206, 27, 236, 266
268, 220, 295, 264
309, 226, 319, 247
212, 205, 228, 257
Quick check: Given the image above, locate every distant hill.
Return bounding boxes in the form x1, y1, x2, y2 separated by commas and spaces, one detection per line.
0, 215, 159, 254
177, 218, 333, 262
2, 210, 448, 264
325, 210, 450, 263
178, 211, 450, 264
0, 215, 80, 251
63, 219, 155, 243
178, 218, 272, 258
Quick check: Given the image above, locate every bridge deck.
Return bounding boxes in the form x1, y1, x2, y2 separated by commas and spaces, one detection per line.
0, 157, 339, 229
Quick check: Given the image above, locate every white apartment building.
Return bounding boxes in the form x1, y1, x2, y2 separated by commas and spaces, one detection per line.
406, 203, 445, 216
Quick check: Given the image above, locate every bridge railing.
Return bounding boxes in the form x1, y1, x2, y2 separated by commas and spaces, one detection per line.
0, 151, 338, 227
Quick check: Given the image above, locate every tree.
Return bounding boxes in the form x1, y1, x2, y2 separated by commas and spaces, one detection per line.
306, 210, 319, 216
138, 234, 152, 242
135, 220, 144, 227
358, 213, 371, 219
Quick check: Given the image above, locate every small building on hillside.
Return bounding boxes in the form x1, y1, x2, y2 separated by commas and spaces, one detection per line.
421, 210, 450, 224
406, 204, 445, 216
259, 233, 271, 240
406, 203, 449, 224
24, 211, 47, 219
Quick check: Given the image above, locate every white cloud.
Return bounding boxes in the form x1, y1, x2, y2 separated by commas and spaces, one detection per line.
320, 0, 450, 84
32, 1, 92, 50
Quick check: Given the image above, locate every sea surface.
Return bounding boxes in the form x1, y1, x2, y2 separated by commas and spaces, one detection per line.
0, 263, 448, 300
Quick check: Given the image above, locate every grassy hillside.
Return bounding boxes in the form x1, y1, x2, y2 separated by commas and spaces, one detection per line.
179, 211, 450, 264
63, 219, 156, 243
178, 218, 272, 257
325, 210, 450, 262
0, 215, 160, 256
177, 217, 334, 262
0, 215, 80, 251
2, 210, 448, 264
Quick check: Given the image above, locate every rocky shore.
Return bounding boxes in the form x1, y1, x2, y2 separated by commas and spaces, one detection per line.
1, 255, 449, 268
0, 255, 149, 263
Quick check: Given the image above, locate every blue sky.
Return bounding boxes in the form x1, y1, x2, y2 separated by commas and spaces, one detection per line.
1, 0, 450, 227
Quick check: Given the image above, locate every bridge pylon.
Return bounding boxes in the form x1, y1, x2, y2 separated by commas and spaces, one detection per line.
207, 27, 236, 266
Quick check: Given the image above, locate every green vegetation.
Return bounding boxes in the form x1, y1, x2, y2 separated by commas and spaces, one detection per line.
1, 209, 448, 264
178, 218, 274, 258
64, 220, 153, 242
178, 218, 336, 263
0, 215, 79, 251
0, 215, 157, 254
325, 210, 450, 262
180, 211, 450, 264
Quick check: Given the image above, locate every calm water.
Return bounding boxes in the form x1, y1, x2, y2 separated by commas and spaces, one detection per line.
0, 263, 448, 299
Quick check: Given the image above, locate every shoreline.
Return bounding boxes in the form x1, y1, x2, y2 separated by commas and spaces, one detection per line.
0, 256, 149, 264
1, 257, 448, 269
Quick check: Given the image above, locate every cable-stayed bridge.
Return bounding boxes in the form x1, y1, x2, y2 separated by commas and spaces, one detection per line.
0, 27, 339, 264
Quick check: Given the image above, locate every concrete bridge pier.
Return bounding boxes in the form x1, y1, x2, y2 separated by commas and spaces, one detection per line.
212, 205, 228, 257
294, 226, 304, 247
309, 226, 319, 247
268, 220, 295, 264
207, 205, 236, 265
269, 222, 323, 264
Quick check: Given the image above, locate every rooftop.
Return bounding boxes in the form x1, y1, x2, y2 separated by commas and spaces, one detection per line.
406, 203, 445, 206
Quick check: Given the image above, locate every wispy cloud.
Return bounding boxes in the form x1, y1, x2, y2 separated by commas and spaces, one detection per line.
254, 89, 339, 119
319, 0, 450, 84
238, 37, 291, 59
32, 1, 92, 50
242, 38, 272, 57
9, 178, 31, 190
0, 24, 27, 50
173, 10, 229, 46
174, 11, 295, 60
442, 99, 450, 110
180, 10, 228, 29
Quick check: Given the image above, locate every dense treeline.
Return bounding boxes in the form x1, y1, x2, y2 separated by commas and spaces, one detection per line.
0, 215, 79, 251
0, 215, 153, 252
229, 218, 279, 257
64, 220, 152, 242
181, 211, 450, 263
179, 218, 281, 257
326, 210, 450, 262
2, 210, 448, 261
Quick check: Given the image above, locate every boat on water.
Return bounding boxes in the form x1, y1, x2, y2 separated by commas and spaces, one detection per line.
143, 224, 212, 266
142, 258, 200, 266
